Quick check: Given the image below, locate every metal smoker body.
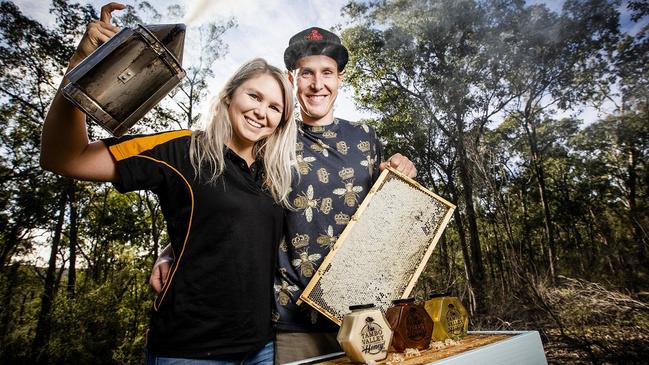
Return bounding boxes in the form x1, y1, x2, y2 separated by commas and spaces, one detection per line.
63, 24, 186, 136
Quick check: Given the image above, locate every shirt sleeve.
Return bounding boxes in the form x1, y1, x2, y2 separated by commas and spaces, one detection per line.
370, 127, 384, 183
102, 130, 192, 194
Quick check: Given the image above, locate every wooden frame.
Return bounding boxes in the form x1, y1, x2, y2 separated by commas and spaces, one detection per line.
298, 166, 456, 324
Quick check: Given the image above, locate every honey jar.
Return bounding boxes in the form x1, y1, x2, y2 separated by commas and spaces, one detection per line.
337, 304, 393, 363
385, 298, 433, 351
424, 293, 469, 341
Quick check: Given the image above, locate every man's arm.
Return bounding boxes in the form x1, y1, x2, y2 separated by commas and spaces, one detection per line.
149, 244, 174, 294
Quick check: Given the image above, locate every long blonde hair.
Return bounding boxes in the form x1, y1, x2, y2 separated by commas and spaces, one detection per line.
189, 58, 297, 207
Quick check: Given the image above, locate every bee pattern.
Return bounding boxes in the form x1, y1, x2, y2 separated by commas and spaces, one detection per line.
295, 141, 303, 152
292, 250, 322, 277
274, 280, 299, 306
333, 181, 364, 207
317, 225, 338, 249
310, 140, 330, 157
360, 154, 376, 176
293, 185, 319, 222
279, 237, 288, 252
296, 154, 316, 175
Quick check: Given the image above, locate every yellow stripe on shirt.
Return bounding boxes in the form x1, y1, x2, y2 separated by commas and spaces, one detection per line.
108, 130, 192, 161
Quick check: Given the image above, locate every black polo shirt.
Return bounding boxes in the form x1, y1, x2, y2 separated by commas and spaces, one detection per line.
103, 130, 282, 358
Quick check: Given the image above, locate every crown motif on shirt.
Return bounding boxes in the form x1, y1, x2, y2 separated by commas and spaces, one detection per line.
357, 141, 370, 153
335, 212, 350, 225
306, 29, 324, 41
320, 197, 333, 214
323, 130, 337, 138
295, 142, 303, 152
317, 168, 330, 184
338, 167, 355, 180
336, 141, 349, 155
292, 233, 310, 249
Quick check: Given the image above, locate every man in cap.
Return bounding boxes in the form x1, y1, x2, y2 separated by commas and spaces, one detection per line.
273, 26, 416, 363
150, 27, 416, 363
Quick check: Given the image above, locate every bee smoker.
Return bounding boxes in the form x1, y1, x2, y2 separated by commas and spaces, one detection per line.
63, 24, 186, 136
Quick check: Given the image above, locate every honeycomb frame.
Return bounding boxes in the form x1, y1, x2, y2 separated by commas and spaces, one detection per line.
299, 166, 456, 325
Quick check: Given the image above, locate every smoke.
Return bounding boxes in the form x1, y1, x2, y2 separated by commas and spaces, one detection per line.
183, 0, 256, 26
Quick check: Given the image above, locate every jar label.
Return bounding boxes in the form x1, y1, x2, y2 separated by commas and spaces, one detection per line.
361, 317, 386, 354
406, 307, 427, 340
446, 304, 463, 335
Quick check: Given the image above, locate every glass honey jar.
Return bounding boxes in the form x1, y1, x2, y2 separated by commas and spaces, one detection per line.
337, 304, 393, 363
424, 293, 469, 341
385, 297, 434, 352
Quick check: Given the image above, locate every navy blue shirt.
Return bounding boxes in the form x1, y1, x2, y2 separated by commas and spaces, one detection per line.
273, 118, 383, 331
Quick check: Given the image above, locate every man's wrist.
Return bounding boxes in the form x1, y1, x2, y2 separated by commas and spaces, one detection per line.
155, 255, 174, 266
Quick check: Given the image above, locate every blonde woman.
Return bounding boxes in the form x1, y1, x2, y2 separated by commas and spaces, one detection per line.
40, 3, 296, 363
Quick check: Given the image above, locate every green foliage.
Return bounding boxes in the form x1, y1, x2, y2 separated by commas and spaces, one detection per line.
0, 0, 233, 363
342, 0, 647, 360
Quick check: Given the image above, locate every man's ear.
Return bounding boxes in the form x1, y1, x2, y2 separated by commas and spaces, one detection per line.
287, 70, 295, 85
338, 71, 344, 83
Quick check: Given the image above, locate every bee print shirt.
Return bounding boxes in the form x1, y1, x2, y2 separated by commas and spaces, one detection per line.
274, 118, 383, 331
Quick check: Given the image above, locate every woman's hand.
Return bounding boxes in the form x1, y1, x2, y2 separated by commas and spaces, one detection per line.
68, 2, 125, 69
40, 2, 126, 182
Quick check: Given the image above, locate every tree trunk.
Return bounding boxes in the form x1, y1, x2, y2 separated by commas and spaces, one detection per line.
1, 263, 19, 344
626, 145, 646, 264
523, 117, 557, 282
67, 181, 78, 296
456, 121, 485, 309
32, 187, 68, 363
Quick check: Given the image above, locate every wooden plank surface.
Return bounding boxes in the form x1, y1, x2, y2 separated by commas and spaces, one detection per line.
312, 334, 511, 364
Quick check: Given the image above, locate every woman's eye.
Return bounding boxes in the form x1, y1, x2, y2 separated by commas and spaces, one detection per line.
271, 105, 281, 113
249, 93, 260, 100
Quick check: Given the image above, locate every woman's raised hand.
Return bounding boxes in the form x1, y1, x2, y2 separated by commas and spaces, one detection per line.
69, 2, 125, 68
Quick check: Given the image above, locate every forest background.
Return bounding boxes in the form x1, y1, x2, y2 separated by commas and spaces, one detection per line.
0, 0, 647, 364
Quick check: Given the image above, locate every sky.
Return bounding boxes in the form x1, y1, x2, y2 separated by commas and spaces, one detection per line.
12, 0, 644, 125
15, 0, 372, 121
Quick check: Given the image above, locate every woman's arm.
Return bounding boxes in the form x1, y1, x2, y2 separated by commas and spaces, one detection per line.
40, 2, 125, 182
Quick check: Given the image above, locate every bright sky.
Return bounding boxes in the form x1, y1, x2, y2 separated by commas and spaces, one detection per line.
15, 0, 643, 126
16, 0, 370, 121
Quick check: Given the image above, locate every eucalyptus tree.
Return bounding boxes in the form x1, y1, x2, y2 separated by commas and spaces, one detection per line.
0, 0, 234, 362
499, 0, 620, 281
341, 0, 527, 311
572, 113, 649, 288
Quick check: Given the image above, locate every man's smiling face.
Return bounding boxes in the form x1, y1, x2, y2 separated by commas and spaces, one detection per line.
290, 55, 342, 126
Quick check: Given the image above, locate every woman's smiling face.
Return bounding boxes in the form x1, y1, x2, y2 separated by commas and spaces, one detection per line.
227, 72, 285, 149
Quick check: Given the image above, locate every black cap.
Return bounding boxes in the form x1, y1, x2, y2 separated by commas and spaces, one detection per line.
284, 27, 349, 72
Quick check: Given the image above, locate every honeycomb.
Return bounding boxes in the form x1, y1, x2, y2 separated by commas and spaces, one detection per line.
301, 169, 455, 324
